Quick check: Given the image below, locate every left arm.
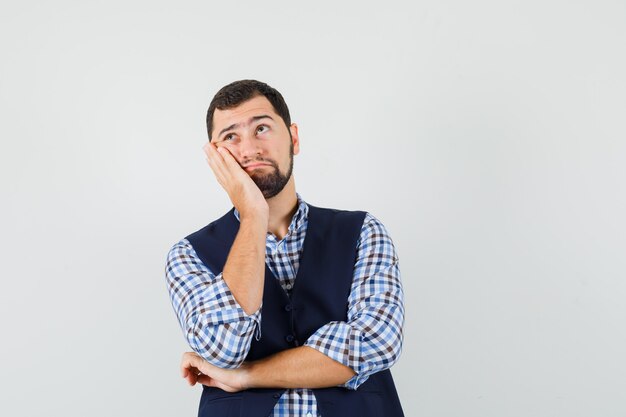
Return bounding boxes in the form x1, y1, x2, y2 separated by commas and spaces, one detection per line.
303, 213, 405, 389
181, 346, 355, 391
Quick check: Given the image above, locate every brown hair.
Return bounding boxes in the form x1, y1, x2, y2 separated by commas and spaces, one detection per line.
206, 79, 291, 141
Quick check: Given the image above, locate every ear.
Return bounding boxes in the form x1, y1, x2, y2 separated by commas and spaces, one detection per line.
289, 123, 300, 155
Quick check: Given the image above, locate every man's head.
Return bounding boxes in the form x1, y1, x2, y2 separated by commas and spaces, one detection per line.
206, 80, 299, 199
207, 80, 291, 141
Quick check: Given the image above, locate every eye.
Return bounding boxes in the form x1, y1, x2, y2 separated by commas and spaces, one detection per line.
256, 125, 269, 134
223, 133, 236, 141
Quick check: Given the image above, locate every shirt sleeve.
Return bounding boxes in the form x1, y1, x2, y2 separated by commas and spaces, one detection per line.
165, 238, 262, 368
303, 213, 405, 389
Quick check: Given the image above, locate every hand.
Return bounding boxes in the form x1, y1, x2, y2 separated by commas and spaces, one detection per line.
181, 351, 250, 393
203, 141, 269, 223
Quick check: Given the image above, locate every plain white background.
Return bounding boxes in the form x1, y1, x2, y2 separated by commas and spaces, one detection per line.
1, 1, 625, 416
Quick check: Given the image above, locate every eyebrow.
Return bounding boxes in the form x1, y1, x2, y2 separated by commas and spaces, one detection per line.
217, 115, 274, 138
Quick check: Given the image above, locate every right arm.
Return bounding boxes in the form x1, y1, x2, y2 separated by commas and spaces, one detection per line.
165, 236, 262, 369
165, 141, 269, 368
205, 141, 269, 316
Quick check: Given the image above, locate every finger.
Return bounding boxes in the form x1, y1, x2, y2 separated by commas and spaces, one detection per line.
217, 148, 253, 185
197, 375, 232, 392
204, 143, 230, 183
204, 141, 225, 165
181, 364, 199, 379
203, 153, 230, 193
202, 141, 211, 156
206, 151, 228, 187
196, 375, 213, 386
181, 354, 201, 376
203, 140, 218, 155
216, 146, 243, 172
183, 367, 197, 385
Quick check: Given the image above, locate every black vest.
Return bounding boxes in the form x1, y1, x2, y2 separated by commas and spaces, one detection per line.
186, 203, 404, 417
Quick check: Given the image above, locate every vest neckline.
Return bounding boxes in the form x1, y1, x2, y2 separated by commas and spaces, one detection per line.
263, 203, 318, 304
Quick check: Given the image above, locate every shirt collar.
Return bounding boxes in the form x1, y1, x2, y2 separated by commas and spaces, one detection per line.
233, 192, 309, 234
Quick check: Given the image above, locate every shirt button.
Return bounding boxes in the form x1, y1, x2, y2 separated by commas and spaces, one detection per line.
306, 412, 313, 417
285, 283, 292, 290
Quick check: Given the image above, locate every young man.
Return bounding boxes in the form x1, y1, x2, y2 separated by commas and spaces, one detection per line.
165, 80, 405, 417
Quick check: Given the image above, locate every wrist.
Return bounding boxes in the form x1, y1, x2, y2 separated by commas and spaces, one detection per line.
239, 214, 268, 231
240, 361, 257, 389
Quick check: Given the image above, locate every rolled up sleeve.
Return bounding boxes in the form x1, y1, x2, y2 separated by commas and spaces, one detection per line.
304, 214, 405, 389
165, 239, 261, 368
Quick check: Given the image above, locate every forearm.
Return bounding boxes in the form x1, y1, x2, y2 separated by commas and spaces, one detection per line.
222, 217, 267, 315
246, 346, 356, 389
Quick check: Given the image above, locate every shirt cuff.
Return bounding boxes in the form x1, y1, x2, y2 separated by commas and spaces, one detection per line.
303, 321, 370, 390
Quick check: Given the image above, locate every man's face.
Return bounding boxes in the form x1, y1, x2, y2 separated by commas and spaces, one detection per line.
210, 95, 300, 199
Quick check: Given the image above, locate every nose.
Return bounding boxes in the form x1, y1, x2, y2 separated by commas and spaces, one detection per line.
237, 133, 262, 161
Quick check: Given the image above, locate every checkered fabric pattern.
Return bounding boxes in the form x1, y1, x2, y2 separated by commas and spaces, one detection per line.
165, 193, 404, 416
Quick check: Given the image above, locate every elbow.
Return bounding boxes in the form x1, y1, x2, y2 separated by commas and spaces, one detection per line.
184, 320, 249, 369
386, 339, 403, 368
372, 335, 403, 373
348, 329, 403, 390
385, 325, 404, 368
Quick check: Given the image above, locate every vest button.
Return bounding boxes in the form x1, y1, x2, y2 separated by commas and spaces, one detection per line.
284, 304, 293, 312
285, 334, 295, 343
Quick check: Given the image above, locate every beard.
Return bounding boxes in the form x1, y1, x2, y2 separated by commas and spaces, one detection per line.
246, 142, 294, 199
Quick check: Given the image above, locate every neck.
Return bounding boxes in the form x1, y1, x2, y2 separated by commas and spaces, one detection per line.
266, 176, 298, 240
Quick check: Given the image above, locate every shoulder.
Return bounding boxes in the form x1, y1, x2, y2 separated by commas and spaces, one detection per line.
305, 202, 395, 235
306, 202, 367, 224
166, 238, 193, 260
360, 212, 391, 235
307, 202, 365, 215
356, 212, 398, 255
164, 238, 208, 280
305, 204, 368, 243
185, 208, 237, 242
166, 208, 235, 266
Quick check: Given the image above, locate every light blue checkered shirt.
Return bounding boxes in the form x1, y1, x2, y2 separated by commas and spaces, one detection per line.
165, 193, 404, 417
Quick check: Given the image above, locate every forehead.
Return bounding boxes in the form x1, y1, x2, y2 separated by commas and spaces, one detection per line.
213, 95, 279, 130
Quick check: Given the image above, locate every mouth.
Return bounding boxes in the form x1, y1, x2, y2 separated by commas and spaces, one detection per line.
244, 163, 271, 171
